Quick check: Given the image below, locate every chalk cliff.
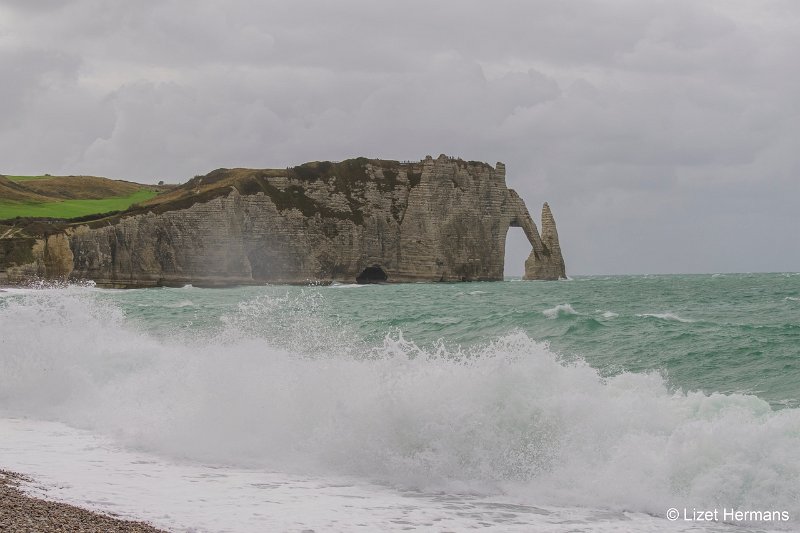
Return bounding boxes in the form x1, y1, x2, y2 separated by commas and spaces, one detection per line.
0, 155, 566, 286
524, 202, 566, 281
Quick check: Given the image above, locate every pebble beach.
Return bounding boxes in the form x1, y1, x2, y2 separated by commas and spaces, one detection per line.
0, 471, 164, 533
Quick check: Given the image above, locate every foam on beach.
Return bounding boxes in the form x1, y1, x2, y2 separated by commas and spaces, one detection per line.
1, 288, 799, 531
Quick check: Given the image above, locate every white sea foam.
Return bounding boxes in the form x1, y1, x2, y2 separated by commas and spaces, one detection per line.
0, 289, 799, 530
455, 290, 488, 297
164, 299, 195, 308
543, 303, 580, 319
784, 296, 800, 302
638, 312, 695, 323
600, 310, 619, 319
2, 418, 719, 533
329, 282, 368, 289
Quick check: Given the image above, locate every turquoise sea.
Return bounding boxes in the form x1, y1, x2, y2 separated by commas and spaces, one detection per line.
106, 272, 800, 408
1, 273, 799, 531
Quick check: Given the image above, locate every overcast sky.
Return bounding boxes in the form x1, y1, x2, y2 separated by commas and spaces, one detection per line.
1, 1, 797, 275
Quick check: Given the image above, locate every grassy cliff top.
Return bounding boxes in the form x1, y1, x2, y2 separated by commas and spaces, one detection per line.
1, 174, 149, 200
136, 156, 492, 210
0, 174, 167, 223
130, 158, 429, 226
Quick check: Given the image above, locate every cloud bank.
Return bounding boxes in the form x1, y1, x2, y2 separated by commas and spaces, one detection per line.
1, 0, 797, 274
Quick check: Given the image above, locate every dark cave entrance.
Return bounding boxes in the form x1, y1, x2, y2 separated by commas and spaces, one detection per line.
356, 265, 388, 284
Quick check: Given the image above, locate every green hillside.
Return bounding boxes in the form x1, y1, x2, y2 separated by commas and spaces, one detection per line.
0, 174, 161, 220
0, 189, 158, 220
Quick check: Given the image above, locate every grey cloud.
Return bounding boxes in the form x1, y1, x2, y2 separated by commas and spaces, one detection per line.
0, 48, 80, 125
1, 0, 798, 274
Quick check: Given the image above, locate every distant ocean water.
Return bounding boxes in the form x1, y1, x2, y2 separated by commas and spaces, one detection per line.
1, 273, 799, 531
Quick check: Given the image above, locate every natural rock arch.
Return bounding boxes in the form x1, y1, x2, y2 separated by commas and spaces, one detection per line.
504, 195, 566, 281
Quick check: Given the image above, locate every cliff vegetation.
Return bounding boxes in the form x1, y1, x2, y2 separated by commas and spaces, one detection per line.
0, 175, 164, 221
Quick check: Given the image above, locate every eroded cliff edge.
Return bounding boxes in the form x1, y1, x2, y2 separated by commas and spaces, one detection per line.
0, 155, 566, 287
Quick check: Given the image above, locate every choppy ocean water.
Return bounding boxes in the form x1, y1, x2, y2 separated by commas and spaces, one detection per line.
1, 273, 799, 532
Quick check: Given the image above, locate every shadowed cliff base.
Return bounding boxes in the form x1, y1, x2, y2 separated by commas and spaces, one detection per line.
0, 155, 565, 287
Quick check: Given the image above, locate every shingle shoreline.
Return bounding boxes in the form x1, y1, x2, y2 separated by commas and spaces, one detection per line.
0, 470, 166, 533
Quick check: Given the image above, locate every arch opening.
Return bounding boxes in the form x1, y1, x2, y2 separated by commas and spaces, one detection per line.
503, 225, 529, 280
356, 265, 388, 284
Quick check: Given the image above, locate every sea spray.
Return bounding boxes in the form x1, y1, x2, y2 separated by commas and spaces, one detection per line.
1, 287, 799, 526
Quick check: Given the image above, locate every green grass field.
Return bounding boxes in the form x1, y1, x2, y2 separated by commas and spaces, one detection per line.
0, 189, 158, 220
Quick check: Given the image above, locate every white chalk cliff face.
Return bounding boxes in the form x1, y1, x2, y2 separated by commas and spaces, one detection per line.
524, 202, 566, 281
2, 155, 566, 286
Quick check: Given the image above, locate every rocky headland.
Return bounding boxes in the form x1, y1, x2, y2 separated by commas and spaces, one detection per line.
0, 155, 565, 287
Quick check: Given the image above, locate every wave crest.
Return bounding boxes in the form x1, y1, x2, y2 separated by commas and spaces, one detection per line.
543, 304, 581, 319
637, 312, 695, 323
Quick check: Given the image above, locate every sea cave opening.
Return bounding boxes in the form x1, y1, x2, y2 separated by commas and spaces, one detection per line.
356, 265, 388, 284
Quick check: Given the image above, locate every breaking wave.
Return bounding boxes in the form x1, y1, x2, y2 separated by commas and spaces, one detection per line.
598, 310, 619, 319
164, 299, 195, 308
637, 312, 695, 323
1, 288, 799, 525
542, 303, 581, 319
